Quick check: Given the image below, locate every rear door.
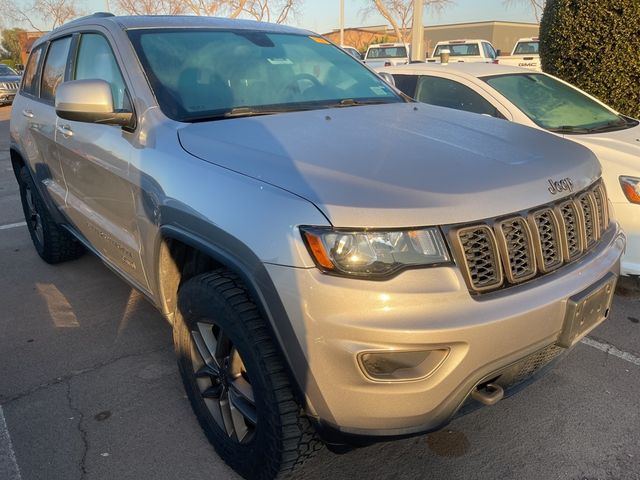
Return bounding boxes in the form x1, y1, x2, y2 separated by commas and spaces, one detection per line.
15, 37, 72, 209
55, 29, 149, 290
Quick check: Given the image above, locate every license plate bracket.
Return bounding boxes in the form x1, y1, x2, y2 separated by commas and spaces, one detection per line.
557, 272, 617, 348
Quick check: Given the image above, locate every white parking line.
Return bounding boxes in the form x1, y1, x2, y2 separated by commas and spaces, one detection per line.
0, 222, 26, 231
0, 405, 22, 480
581, 336, 640, 367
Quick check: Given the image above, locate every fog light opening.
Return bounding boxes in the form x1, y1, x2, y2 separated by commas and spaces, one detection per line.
358, 348, 449, 382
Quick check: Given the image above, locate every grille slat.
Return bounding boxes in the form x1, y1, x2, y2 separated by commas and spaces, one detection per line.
496, 218, 536, 283
531, 209, 563, 272
0, 81, 19, 90
453, 181, 609, 293
456, 226, 503, 291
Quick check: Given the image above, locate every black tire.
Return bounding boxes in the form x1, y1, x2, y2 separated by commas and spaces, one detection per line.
174, 269, 322, 480
18, 166, 84, 264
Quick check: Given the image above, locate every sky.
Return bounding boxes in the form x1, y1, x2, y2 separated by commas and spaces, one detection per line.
5, 0, 538, 33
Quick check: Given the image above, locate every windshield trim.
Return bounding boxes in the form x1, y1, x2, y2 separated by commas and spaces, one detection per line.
481, 72, 636, 134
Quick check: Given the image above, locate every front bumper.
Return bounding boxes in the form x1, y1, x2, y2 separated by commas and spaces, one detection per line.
0, 90, 16, 104
265, 224, 625, 439
614, 202, 640, 276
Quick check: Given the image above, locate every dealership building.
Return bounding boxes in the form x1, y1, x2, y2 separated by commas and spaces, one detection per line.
323, 20, 540, 56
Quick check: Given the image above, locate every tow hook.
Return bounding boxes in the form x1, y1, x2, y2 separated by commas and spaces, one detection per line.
471, 382, 504, 406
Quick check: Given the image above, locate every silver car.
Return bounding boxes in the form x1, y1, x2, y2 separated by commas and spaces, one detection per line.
9, 13, 625, 480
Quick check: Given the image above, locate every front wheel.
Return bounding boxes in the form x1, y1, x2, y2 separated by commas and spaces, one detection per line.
173, 270, 321, 479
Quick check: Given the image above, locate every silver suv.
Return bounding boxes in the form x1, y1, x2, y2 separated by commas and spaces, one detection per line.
9, 13, 625, 480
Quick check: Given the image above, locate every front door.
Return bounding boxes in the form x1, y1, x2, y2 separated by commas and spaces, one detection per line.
56, 30, 149, 290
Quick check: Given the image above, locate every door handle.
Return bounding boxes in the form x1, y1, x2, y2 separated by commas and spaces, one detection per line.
56, 124, 73, 137
22, 109, 34, 118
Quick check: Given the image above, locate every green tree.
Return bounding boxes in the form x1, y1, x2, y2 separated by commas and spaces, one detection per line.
0, 28, 25, 63
540, 0, 640, 118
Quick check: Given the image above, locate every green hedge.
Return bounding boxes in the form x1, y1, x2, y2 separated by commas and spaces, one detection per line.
540, 0, 640, 118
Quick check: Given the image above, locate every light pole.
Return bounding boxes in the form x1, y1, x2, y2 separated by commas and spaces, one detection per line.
340, 0, 345, 47
410, 0, 424, 62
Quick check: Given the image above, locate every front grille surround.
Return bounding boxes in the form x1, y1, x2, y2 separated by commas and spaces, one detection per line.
451, 180, 609, 294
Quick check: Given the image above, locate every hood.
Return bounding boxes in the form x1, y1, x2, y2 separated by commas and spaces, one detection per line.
178, 103, 601, 228
0, 75, 21, 84
569, 124, 640, 174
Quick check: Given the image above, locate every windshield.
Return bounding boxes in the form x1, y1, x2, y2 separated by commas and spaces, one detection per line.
513, 41, 539, 55
434, 44, 480, 57
485, 73, 632, 132
0, 64, 17, 76
128, 29, 400, 121
365, 46, 407, 59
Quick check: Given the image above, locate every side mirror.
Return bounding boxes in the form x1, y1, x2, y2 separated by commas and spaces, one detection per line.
377, 71, 396, 87
496, 49, 502, 57
55, 79, 134, 128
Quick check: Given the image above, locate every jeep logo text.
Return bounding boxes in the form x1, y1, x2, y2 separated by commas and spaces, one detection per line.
548, 178, 574, 194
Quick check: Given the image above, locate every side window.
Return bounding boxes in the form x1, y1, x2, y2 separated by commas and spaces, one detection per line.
485, 43, 497, 59
74, 33, 130, 111
415, 76, 502, 118
21, 45, 44, 96
40, 37, 72, 102
391, 74, 418, 98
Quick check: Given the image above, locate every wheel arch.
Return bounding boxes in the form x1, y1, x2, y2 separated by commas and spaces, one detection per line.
155, 224, 330, 420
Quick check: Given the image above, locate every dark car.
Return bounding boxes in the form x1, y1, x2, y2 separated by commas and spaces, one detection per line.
0, 64, 21, 105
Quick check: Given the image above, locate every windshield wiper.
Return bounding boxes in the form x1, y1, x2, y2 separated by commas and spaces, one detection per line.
584, 119, 629, 133
184, 106, 314, 122
547, 125, 592, 134
330, 98, 393, 108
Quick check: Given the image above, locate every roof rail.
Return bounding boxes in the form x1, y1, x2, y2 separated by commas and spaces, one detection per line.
61, 12, 115, 27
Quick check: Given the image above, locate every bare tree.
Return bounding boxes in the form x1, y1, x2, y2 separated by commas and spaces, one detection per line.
366, 0, 453, 43
0, 0, 82, 30
181, 0, 247, 17
242, 0, 301, 24
114, 0, 187, 15
503, 0, 545, 22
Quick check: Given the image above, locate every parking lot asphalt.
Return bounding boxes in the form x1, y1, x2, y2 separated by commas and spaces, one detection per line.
0, 104, 639, 480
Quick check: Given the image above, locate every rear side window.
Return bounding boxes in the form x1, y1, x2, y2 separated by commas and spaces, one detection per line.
415, 76, 501, 117
40, 36, 72, 102
74, 33, 131, 111
21, 45, 44, 96
392, 74, 419, 98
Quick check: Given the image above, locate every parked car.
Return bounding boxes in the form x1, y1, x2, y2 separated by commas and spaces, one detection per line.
341, 45, 362, 60
427, 39, 498, 63
381, 62, 639, 276
0, 64, 21, 105
363, 42, 410, 68
496, 37, 541, 71
11, 14, 625, 480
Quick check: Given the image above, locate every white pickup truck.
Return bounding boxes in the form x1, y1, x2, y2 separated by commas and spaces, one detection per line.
426, 39, 498, 63
496, 37, 541, 71
363, 42, 410, 68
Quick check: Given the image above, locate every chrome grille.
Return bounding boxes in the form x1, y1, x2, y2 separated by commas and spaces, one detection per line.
0, 81, 19, 90
496, 217, 536, 282
456, 226, 502, 291
531, 209, 563, 272
452, 181, 609, 293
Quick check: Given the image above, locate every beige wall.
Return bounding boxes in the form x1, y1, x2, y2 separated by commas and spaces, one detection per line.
323, 21, 539, 57
424, 22, 539, 56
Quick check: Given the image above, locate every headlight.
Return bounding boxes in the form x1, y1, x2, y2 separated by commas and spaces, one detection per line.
620, 176, 640, 204
300, 226, 451, 278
